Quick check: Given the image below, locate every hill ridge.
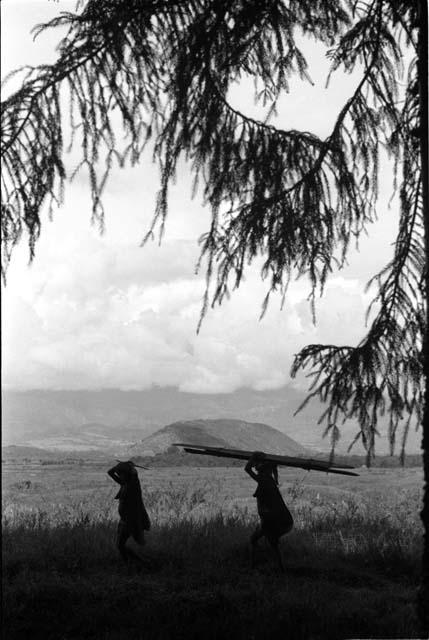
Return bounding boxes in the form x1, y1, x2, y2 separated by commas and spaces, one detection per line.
129, 418, 308, 457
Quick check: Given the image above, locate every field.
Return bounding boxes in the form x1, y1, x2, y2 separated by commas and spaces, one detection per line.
2, 461, 425, 639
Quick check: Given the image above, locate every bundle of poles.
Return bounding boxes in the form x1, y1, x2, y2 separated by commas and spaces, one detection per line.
173, 444, 359, 477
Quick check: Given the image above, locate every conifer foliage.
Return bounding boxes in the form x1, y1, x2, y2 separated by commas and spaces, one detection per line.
1, 0, 428, 628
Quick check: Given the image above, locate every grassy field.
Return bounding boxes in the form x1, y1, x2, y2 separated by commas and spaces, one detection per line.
2, 462, 425, 639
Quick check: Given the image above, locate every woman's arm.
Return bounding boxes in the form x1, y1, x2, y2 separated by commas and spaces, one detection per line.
244, 459, 258, 481
272, 465, 279, 486
107, 466, 122, 484
244, 451, 265, 481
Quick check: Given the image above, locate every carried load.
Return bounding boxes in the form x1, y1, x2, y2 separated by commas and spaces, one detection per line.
173, 443, 359, 477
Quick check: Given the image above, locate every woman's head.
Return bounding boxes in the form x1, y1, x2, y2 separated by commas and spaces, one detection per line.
255, 461, 279, 483
116, 460, 138, 479
255, 461, 274, 474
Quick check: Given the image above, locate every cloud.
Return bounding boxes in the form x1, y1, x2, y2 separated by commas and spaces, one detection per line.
2, 1, 398, 394
2, 239, 373, 392
2, 154, 387, 394
294, 277, 372, 344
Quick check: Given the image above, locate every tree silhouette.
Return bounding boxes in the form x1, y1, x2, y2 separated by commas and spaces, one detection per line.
1, 0, 427, 630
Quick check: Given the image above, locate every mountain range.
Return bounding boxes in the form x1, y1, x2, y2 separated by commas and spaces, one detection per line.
1, 386, 422, 454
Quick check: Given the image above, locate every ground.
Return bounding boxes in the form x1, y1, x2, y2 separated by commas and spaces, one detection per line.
2, 462, 424, 639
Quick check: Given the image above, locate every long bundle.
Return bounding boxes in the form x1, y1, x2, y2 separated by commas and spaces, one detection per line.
173, 443, 359, 477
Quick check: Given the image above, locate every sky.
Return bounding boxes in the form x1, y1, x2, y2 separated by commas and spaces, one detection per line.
1, 0, 400, 394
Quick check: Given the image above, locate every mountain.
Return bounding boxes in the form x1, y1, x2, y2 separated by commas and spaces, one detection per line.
129, 419, 308, 457
1, 386, 422, 454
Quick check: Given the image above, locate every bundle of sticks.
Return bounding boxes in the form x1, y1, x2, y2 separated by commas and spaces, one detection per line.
173, 444, 359, 477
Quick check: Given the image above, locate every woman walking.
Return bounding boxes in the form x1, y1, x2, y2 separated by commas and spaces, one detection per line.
108, 460, 151, 566
245, 452, 293, 572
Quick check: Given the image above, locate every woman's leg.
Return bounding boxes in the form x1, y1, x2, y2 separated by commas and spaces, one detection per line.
250, 526, 264, 568
117, 521, 144, 567
116, 520, 131, 562
267, 535, 284, 573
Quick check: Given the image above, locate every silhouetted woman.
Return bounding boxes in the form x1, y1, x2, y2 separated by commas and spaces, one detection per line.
108, 460, 151, 566
245, 452, 293, 572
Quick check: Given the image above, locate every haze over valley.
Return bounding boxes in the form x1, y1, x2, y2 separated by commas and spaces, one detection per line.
2, 385, 421, 456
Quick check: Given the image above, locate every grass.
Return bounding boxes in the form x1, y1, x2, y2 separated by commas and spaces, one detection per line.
2, 465, 425, 639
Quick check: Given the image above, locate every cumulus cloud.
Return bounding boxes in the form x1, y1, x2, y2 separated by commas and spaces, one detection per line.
2, 1, 399, 394
3, 227, 373, 392
2, 143, 392, 395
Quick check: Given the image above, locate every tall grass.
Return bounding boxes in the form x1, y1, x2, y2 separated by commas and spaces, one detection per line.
2, 478, 423, 639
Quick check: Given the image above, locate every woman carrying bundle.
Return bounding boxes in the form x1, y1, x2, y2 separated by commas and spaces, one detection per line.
107, 460, 151, 566
245, 451, 294, 572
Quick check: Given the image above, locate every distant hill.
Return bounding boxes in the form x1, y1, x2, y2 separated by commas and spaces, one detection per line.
1, 390, 162, 448
129, 418, 308, 457
2, 386, 422, 454
1, 444, 110, 462
2, 445, 60, 460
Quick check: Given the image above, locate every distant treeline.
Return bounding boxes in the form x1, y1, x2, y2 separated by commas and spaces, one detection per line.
3, 449, 422, 468
339, 453, 422, 468
2, 457, 87, 465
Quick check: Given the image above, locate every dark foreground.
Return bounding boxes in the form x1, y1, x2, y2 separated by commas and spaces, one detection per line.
2, 465, 424, 639
3, 517, 423, 639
